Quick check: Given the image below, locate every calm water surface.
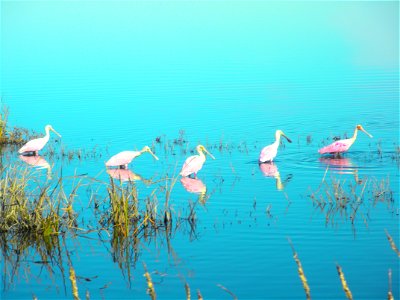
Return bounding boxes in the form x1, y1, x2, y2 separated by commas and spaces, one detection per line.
1, 1, 399, 299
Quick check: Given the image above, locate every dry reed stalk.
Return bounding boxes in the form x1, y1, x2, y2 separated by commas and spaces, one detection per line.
197, 289, 203, 300
217, 284, 237, 300
185, 282, 191, 300
288, 239, 311, 300
387, 268, 394, 300
336, 264, 352, 300
388, 268, 394, 300
385, 230, 400, 257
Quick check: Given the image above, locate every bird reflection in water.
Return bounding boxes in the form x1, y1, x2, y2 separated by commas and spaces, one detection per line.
319, 157, 362, 184
259, 162, 292, 191
180, 177, 208, 204
106, 168, 152, 185
19, 155, 52, 179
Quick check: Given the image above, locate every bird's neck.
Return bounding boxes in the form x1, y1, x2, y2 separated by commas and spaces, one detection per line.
44, 128, 51, 142
351, 127, 359, 141
197, 148, 206, 159
274, 133, 281, 146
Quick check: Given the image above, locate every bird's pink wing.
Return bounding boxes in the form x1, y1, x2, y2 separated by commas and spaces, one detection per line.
180, 155, 203, 176
318, 141, 350, 154
18, 137, 46, 153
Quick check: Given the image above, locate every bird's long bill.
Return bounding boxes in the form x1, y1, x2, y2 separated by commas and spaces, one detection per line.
204, 148, 215, 159
360, 128, 373, 138
148, 149, 159, 160
282, 133, 292, 143
51, 128, 62, 138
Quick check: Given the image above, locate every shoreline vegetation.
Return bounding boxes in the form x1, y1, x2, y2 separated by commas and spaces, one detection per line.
0, 109, 398, 299
0, 106, 40, 145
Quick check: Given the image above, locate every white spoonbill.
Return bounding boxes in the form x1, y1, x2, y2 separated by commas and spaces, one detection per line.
105, 146, 158, 169
18, 125, 61, 156
180, 145, 215, 177
259, 130, 292, 163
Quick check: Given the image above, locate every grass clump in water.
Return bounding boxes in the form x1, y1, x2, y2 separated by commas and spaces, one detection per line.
0, 166, 80, 236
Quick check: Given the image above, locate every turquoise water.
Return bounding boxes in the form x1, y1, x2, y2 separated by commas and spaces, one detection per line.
1, 1, 399, 299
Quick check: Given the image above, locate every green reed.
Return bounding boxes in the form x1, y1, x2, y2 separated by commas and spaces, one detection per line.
0, 166, 80, 236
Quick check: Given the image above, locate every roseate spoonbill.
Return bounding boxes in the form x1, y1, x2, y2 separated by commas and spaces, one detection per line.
18, 125, 61, 156
180, 145, 215, 177
318, 125, 373, 156
259, 130, 292, 163
105, 146, 158, 169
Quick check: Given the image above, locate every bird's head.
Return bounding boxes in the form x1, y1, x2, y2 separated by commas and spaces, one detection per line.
142, 146, 159, 160
197, 145, 215, 159
45, 125, 62, 138
356, 125, 373, 138
276, 130, 292, 143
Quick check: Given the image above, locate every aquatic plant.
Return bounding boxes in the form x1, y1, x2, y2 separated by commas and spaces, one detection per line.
308, 172, 395, 229
0, 166, 80, 236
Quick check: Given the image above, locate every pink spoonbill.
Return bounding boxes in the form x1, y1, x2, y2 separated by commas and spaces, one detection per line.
318, 125, 373, 156
180, 145, 215, 177
18, 125, 61, 156
105, 146, 158, 169
259, 130, 292, 163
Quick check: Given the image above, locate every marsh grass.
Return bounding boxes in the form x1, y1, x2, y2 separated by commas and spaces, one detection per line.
308, 172, 394, 228
0, 166, 81, 236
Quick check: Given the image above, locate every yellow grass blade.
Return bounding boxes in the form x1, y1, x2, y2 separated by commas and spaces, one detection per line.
288, 239, 311, 300
385, 229, 400, 257
336, 264, 352, 300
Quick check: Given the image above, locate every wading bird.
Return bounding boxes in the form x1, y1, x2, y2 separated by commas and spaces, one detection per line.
105, 146, 158, 169
318, 125, 373, 156
259, 130, 292, 163
18, 125, 61, 156
180, 145, 215, 177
